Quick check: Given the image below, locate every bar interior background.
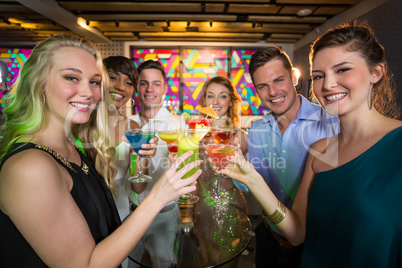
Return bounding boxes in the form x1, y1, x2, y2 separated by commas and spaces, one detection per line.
0, 0, 401, 125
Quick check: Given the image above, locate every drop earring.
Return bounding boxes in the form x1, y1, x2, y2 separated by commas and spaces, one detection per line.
369, 86, 375, 110
42, 92, 46, 107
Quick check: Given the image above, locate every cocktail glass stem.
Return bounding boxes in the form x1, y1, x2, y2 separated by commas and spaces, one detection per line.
128, 155, 150, 182
216, 172, 222, 200
135, 156, 143, 179
129, 154, 151, 183
206, 171, 229, 207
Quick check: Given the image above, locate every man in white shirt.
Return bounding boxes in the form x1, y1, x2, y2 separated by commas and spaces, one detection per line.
130, 60, 181, 268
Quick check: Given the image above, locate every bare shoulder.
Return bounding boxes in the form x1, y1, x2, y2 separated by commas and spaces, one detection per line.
309, 135, 339, 173
0, 148, 95, 266
384, 118, 402, 132
310, 136, 335, 154
0, 149, 69, 212
373, 117, 402, 140
1, 148, 61, 176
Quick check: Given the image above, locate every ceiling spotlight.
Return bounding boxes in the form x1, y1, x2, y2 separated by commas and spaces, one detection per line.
297, 8, 312, 17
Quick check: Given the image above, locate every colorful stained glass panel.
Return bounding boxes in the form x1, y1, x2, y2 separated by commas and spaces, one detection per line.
129, 47, 268, 116
0, 48, 33, 112
182, 49, 228, 114
131, 48, 180, 115
231, 49, 268, 115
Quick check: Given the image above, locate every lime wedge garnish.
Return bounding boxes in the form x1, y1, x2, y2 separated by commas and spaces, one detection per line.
181, 112, 191, 124
212, 145, 236, 154
223, 147, 237, 154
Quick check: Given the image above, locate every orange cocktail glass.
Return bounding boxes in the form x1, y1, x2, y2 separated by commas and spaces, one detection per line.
158, 130, 179, 154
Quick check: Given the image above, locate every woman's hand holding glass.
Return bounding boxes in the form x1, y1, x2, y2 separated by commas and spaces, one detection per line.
203, 139, 239, 206
148, 150, 202, 205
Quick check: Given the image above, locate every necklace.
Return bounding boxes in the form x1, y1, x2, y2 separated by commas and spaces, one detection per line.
35, 143, 89, 175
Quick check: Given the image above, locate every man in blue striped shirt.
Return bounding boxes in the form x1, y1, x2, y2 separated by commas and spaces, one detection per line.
239, 46, 339, 267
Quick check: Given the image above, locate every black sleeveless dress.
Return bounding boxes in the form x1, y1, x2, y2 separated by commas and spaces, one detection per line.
0, 143, 121, 267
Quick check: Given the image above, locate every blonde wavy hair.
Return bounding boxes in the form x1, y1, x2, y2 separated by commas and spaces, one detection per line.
0, 34, 117, 195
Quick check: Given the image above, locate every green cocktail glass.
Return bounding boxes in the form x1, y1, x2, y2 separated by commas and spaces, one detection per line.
176, 128, 207, 204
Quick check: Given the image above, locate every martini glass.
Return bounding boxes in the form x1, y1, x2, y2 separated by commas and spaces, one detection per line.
124, 128, 155, 183
158, 130, 179, 155
203, 141, 239, 207
176, 128, 208, 204
211, 126, 238, 144
185, 115, 213, 129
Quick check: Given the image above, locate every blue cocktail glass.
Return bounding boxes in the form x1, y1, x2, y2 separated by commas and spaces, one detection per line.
124, 128, 155, 183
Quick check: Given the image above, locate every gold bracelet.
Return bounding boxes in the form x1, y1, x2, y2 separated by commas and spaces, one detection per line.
263, 200, 286, 225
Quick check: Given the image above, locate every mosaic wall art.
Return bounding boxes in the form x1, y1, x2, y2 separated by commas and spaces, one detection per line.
231, 49, 269, 115
131, 48, 180, 115
1, 46, 266, 115
131, 47, 266, 115
182, 49, 228, 114
0, 48, 33, 112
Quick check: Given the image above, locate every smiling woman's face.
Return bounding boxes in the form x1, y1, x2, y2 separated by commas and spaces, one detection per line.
204, 82, 233, 118
107, 71, 134, 109
311, 46, 377, 116
45, 46, 101, 125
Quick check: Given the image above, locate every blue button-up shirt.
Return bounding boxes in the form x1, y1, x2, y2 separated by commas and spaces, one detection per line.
236, 95, 339, 211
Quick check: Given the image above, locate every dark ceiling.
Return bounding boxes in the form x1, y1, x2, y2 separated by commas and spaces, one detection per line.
0, 0, 363, 45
